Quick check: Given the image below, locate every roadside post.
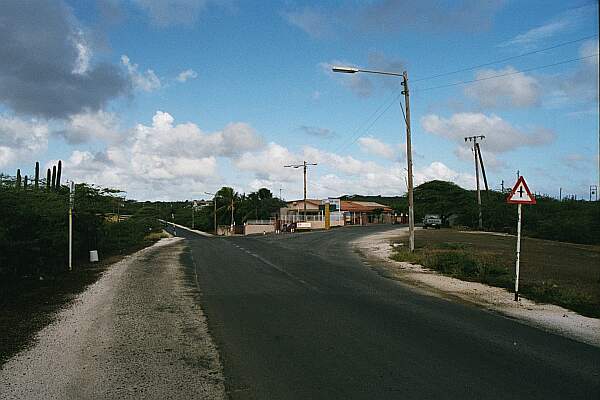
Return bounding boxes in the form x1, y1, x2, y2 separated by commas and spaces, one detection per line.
506, 176, 536, 301
324, 200, 331, 230
69, 181, 75, 271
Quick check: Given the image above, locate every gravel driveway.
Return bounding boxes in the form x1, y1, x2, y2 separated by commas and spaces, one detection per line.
0, 238, 226, 400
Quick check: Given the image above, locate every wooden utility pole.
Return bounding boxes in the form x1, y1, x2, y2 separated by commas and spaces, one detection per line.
402, 71, 415, 252
284, 161, 317, 218
205, 192, 218, 235
464, 135, 485, 230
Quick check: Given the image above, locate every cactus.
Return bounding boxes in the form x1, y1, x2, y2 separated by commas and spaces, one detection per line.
46, 168, 51, 190
34, 162, 39, 189
24, 175, 28, 189
56, 160, 62, 188
16, 169, 21, 188
51, 165, 56, 189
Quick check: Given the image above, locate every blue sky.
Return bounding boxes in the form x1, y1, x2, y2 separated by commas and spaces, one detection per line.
1, 0, 598, 201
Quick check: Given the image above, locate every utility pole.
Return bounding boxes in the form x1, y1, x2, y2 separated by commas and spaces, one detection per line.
231, 196, 234, 231
191, 201, 195, 229
284, 161, 317, 218
559, 187, 562, 201
501, 180, 504, 193
401, 71, 415, 252
330, 65, 415, 251
464, 135, 485, 230
205, 192, 217, 234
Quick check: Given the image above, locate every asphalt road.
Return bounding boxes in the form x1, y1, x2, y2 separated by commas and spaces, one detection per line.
174, 225, 600, 399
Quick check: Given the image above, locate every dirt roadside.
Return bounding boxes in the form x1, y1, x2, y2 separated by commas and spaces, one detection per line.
352, 227, 600, 348
0, 237, 226, 399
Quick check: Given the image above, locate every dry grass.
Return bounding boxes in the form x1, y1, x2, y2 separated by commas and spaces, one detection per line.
391, 229, 600, 318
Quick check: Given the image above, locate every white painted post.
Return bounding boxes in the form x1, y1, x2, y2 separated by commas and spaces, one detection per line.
69, 181, 74, 271
514, 203, 522, 301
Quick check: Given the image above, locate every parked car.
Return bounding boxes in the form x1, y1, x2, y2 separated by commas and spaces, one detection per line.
422, 214, 442, 229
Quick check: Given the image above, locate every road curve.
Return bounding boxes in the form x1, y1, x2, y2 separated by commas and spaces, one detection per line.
177, 225, 600, 399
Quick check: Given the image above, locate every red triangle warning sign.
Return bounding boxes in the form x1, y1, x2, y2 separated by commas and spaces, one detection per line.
507, 176, 536, 204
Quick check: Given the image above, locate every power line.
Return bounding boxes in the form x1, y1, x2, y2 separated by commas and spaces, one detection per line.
326, 38, 598, 154
413, 34, 598, 83
415, 53, 598, 93
326, 90, 398, 151
335, 92, 402, 154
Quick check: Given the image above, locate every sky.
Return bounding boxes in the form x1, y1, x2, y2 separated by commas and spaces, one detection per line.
0, 0, 598, 201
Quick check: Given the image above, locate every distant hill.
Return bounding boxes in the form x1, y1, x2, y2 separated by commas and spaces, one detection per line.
342, 180, 599, 245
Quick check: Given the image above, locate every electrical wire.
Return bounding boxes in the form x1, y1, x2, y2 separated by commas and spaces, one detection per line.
335, 92, 402, 154
328, 35, 598, 153
415, 53, 598, 93
412, 34, 598, 83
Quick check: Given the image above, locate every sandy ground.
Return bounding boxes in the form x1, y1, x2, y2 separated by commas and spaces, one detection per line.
0, 238, 226, 399
352, 227, 600, 348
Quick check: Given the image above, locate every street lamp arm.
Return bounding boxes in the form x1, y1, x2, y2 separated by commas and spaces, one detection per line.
332, 66, 403, 77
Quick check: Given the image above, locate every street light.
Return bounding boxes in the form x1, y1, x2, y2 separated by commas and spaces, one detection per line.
332, 65, 415, 252
205, 192, 217, 235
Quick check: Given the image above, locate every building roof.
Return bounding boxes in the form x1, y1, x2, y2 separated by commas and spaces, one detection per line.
341, 200, 393, 213
287, 199, 322, 206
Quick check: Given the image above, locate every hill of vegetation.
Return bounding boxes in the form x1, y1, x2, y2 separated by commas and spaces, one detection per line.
343, 180, 599, 245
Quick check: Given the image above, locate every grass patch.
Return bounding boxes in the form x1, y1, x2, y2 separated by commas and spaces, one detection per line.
390, 230, 600, 318
145, 231, 170, 241
391, 243, 512, 288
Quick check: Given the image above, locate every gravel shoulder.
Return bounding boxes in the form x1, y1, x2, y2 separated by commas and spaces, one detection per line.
0, 237, 226, 400
353, 227, 600, 348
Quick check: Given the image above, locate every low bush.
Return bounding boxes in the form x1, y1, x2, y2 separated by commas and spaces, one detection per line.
391, 243, 513, 286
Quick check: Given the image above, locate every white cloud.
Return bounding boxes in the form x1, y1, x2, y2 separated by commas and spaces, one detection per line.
60, 111, 263, 199
235, 141, 474, 199
562, 153, 591, 170
133, 0, 214, 27
415, 161, 474, 189
465, 67, 540, 108
59, 110, 121, 144
557, 40, 599, 103
500, 4, 596, 49
234, 142, 298, 182
282, 7, 330, 38
53, 111, 481, 200
502, 21, 569, 48
357, 136, 395, 160
421, 112, 555, 154
176, 69, 198, 82
121, 55, 161, 92
71, 29, 91, 75
0, 115, 49, 167
453, 146, 505, 170
299, 125, 334, 138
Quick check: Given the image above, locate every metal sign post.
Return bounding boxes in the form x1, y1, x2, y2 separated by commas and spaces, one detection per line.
506, 176, 536, 301
514, 203, 522, 301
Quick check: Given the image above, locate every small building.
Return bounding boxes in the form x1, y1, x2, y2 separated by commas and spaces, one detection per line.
279, 198, 344, 230
341, 201, 394, 225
